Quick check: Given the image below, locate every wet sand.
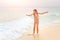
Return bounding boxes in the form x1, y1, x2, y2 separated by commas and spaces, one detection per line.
16, 23, 60, 40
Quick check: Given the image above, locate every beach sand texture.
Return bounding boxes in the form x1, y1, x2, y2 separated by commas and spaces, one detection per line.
16, 23, 60, 40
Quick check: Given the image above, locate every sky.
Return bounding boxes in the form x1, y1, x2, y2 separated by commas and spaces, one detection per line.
0, 0, 60, 8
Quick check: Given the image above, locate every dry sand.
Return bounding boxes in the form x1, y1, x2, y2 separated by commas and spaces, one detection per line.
16, 23, 60, 40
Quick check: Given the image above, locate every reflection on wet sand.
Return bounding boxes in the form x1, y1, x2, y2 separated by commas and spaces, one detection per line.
33, 34, 40, 40
16, 34, 40, 40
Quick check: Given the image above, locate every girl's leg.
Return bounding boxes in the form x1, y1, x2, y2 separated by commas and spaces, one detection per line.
33, 22, 35, 34
36, 21, 39, 34
37, 24, 38, 34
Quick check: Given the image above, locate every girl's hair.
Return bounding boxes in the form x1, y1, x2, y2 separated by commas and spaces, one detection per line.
33, 9, 37, 11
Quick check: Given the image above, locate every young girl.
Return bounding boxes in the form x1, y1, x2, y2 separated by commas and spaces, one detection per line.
26, 9, 48, 35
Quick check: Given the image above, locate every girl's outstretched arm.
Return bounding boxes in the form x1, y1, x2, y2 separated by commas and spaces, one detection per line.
38, 11, 48, 15
26, 13, 33, 16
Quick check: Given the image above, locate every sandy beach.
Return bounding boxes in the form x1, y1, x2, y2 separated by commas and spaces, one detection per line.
16, 23, 60, 40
